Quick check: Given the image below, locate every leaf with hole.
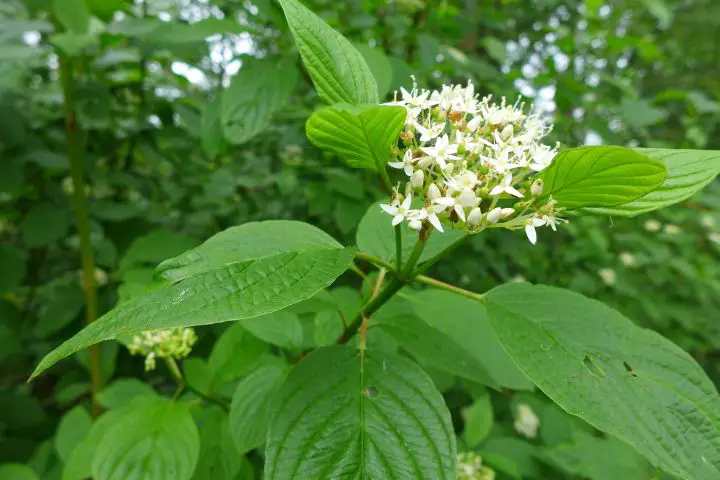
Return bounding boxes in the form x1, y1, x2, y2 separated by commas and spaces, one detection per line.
306, 104, 405, 172
484, 283, 720, 480
538, 146, 667, 209
277, 0, 378, 104
584, 148, 720, 216
31, 221, 354, 380
265, 345, 456, 478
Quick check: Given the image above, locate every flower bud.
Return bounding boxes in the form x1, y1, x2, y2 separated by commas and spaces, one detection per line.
530, 179, 544, 196
443, 163, 455, 175
500, 207, 515, 219
486, 207, 503, 224
410, 170, 424, 189
467, 207, 483, 226
427, 183, 441, 201
459, 190, 477, 208
408, 219, 423, 231
501, 123, 514, 140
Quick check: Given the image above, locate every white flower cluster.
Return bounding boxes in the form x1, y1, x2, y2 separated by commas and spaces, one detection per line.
456, 452, 495, 480
381, 79, 567, 244
128, 328, 197, 371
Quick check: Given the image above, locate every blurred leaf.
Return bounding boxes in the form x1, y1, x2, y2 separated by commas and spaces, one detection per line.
20, 203, 72, 248
201, 95, 225, 158
0, 464, 38, 480
464, 390, 494, 447
354, 44, 393, 98
97, 378, 157, 409
50, 32, 96, 57
221, 57, 298, 145
620, 98, 668, 129
53, 0, 90, 34
54, 406, 92, 463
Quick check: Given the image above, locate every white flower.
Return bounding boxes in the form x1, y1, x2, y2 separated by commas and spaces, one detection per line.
421, 134, 459, 169
644, 219, 662, 232
700, 214, 715, 230
427, 183, 442, 201
380, 195, 414, 226
489, 174, 523, 198
458, 189, 479, 208
529, 144, 556, 171
388, 149, 416, 176
709, 233, 720, 245
664, 224, 682, 234
514, 404, 540, 439
433, 193, 466, 222
446, 170, 478, 194
524, 216, 546, 244
408, 218, 423, 231
411, 205, 445, 232
128, 327, 198, 371
500, 207, 516, 219
599, 268, 617, 286
415, 121, 445, 142
530, 179, 544, 196
619, 252, 637, 268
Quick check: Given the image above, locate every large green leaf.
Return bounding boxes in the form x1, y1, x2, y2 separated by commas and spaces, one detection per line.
464, 390, 494, 447
54, 406, 92, 462
538, 146, 667, 209
0, 464, 37, 480
200, 95, 226, 159
585, 148, 720, 216
484, 283, 720, 480
265, 346, 456, 478
221, 57, 298, 145
406, 290, 534, 391
208, 324, 269, 385
377, 314, 498, 387
31, 222, 354, 380
157, 220, 342, 281
191, 409, 244, 480
277, 0, 378, 104
356, 202, 466, 265
92, 397, 199, 480
229, 362, 291, 454
53, 0, 90, 33
306, 104, 405, 172
240, 311, 304, 349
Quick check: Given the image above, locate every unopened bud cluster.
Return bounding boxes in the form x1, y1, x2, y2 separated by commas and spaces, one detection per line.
128, 327, 197, 371
381, 78, 567, 244
456, 452, 495, 480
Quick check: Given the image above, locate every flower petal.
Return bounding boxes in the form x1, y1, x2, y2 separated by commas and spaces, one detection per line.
525, 224, 537, 245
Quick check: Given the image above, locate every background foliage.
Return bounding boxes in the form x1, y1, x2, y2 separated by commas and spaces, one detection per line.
1, 0, 719, 479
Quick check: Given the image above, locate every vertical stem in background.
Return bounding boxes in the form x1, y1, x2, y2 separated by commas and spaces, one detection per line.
394, 225, 402, 271
58, 52, 102, 418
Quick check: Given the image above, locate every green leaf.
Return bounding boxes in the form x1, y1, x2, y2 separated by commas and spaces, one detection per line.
306, 103, 405, 172
356, 201, 466, 265
31, 223, 353, 380
55, 406, 92, 463
0, 464, 38, 480
584, 148, 720, 216
277, 0, 378, 104
201, 95, 226, 159
354, 44, 393, 98
378, 314, 498, 387
145, 18, 256, 45
539, 146, 667, 209
221, 57, 298, 145
620, 98, 668, 129
120, 229, 197, 271
241, 311, 303, 349
20, 203, 72, 248
50, 32, 96, 57
191, 409, 244, 480
92, 398, 199, 480
0, 246, 26, 295
97, 378, 157, 409
312, 308, 344, 346
157, 220, 342, 281
53, 0, 90, 33
407, 290, 533, 391
542, 431, 653, 480
265, 346, 456, 478
229, 362, 291, 454
208, 324, 269, 385
484, 283, 720, 480
464, 390, 494, 447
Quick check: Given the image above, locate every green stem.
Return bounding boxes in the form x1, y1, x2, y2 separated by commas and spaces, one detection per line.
412, 233, 469, 276
379, 167, 393, 192
338, 278, 404, 344
401, 234, 427, 278
165, 359, 229, 411
414, 275, 485, 302
394, 225, 402, 271
58, 50, 102, 418
356, 252, 394, 271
